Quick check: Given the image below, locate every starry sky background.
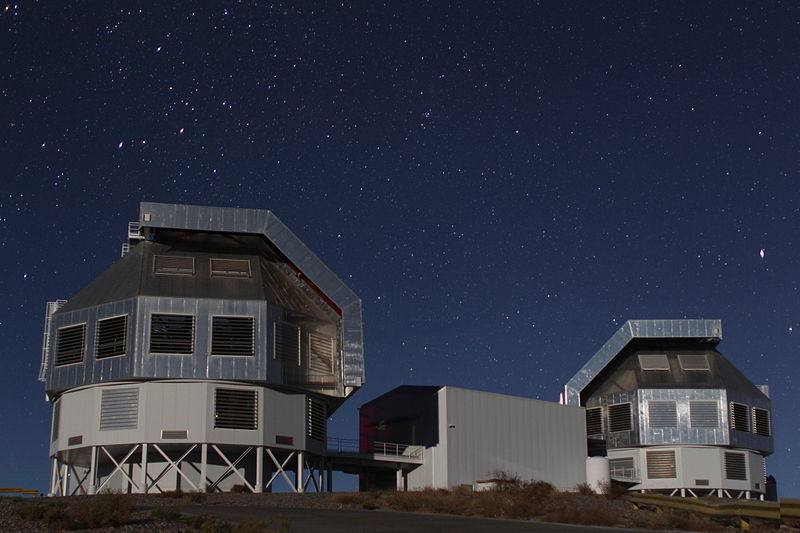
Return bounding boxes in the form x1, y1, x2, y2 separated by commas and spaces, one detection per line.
2, 1, 798, 495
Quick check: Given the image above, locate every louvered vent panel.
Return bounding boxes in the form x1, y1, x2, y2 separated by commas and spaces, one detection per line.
608, 403, 632, 432
150, 314, 194, 354
730, 402, 749, 432
100, 388, 139, 431
210, 259, 251, 277
274, 321, 300, 363
214, 388, 258, 430
212, 316, 254, 356
96, 315, 128, 359
55, 324, 86, 366
646, 451, 677, 479
67, 436, 83, 446
586, 407, 602, 435
307, 397, 327, 441
161, 430, 188, 439
154, 255, 194, 275
52, 401, 60, 442
638, 354, 669, 370
308, 332, 335, 374
648, 401, 678, 428
689, 401, 719, 428
724, 452, 747, 480
753, 408, 771, 437
678, 354, 710, 371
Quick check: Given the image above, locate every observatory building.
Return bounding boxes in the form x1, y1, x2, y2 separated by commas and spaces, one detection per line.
564, 319, 773, 498
40, 202, 363, 495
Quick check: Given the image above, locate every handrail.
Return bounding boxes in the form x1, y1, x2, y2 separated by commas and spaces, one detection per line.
327, 437, 424, 459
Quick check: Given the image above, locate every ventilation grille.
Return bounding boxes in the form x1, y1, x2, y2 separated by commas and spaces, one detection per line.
608, 403, 632, 432
214, 388, 258, 430
52, 401, 60, 442
307, 397, 327, 441
690, 401, 719, 428
609, 457, 635, 478
67, 435, 83, 446
96, 315, 128, 359
696, 479, 710, 486
730, 402, 749, 432
55, 324, 86, 366
161, 430, 188, 439
274, 321, 300, 363
308, 332, 335, 374
724, 452, 747, 480
638, 353, 669, 371
678, 354, 710, 371
586, 407, 602, 435
154, 255, 195, 275
150, 314, 194, 354
648, 401, 678, 428
212, 316, 254, 356
100, 387, 139, 430
646, 450, 676, 479
753, 408, 771, 437
211, 258, 251, 277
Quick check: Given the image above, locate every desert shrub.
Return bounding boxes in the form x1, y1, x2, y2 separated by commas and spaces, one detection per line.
230, 484, 251, 493
331, 492, 364, 505
600, 480, 629, 500
152, 505, 182, 521
574, 482, 596, 495
45, 493, 133, 529
158, 488, 185, 499
189, 491, 208, 503
185, 514, 235, 533
15, 504, 48, 521
542, 498, 618, 527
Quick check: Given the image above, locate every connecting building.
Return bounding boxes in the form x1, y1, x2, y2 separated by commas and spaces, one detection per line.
40, 202, 363, 495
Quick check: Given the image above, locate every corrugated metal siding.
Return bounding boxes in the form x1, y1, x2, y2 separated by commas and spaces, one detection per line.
442, 387, 586, 491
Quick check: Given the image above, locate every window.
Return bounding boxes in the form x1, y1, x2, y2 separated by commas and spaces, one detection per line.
608, 402, 632, 432
724, 452, 747, 480
730, 402, 750, 432
154, 255, 195, 275
150, 314, 194, 354
646, 450, 677, 479
689, 401, 719, 428
752, 408, 771, 437
96, 315, 128, 359
274, 321, 300, 364
308, 332, 335, 374
210, 258, 251, 278
52, 401, 60, 442
609, 457, 635, 479
586, 407, 602, 435
638, 353, 669, 371
214, 388, 258, 430
307, 397, 327, 441
99, 387, 139, 431
55, 324, 86, 366
678, 354, 710, 371
211, 316, 255, 356
648, 401, 678, 428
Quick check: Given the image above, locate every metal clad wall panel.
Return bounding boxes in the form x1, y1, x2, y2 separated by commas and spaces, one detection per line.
443, 387, 586, 491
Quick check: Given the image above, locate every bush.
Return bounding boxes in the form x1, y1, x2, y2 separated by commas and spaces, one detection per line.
600, 480, 629, 500
15, 504, 48, 521
574, 482, 596, 495
152, 505, 182, 521
158, 488, 185, 499
230, 484, 251, 493
63, 492, 134, 529
189, 491, 208, 503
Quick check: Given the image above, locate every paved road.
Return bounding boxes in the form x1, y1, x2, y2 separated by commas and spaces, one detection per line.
178, 505, 657, 533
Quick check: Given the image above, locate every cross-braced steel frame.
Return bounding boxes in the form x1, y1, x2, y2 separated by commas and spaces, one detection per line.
48, 443, 330, 496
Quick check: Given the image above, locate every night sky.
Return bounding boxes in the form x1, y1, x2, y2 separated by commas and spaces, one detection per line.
2, 2, 799, 495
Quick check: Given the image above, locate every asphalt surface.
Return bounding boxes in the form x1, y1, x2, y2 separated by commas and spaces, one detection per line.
178, 505, 658, 533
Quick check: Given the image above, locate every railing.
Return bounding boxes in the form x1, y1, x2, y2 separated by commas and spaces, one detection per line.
327, 437, 424, 459
610, 467, 640, 482
128, 221, 144, 239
